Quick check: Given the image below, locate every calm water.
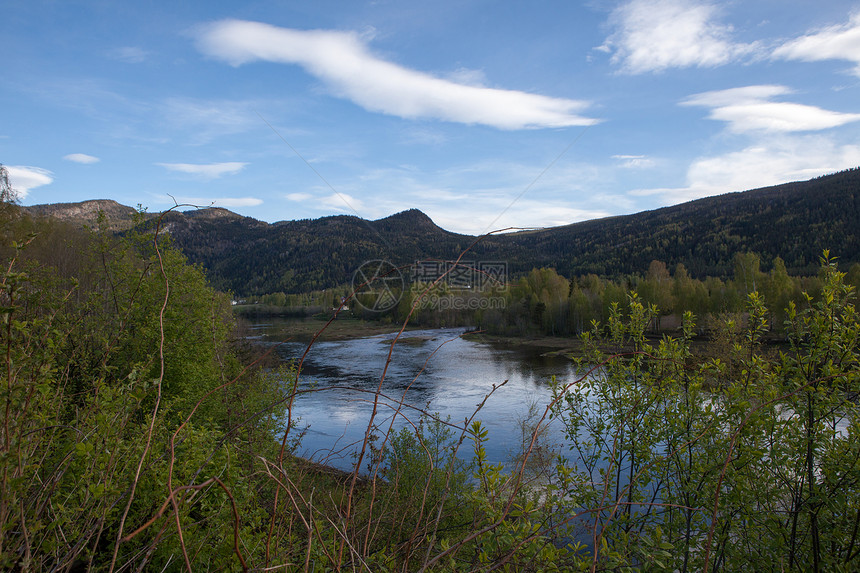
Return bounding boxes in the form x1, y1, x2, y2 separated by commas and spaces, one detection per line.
251, 320, 580, 471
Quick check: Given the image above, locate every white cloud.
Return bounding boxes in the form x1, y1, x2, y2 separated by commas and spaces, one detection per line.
158, 195, 263, 208
682, 85, 860, 132
429, 197, 610, 235
613, 154, 655, 168
194, 19, 597, 129
210, 197, 262, 208
291, 185, 610, 234
358, 166, 615, 233
682, 85, 789, 106
156, 161, 248, 179
271, 158, 622, 234
602, 0, 759, 74
319, 192, 365, 213
444, 67, 488, 86
630, 136, 860, 204
773, 12, 860, 76
63, 153, 100, 164
5, 166, 53, 199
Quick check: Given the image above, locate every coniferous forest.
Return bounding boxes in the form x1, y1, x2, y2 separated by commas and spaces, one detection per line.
3, 164, 860, 572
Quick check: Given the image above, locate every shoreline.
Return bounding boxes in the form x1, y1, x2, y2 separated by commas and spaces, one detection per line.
237, 311, 783, 360
236, 313, 423, 342
461, 331, 589, 357
464, 330, 788, 362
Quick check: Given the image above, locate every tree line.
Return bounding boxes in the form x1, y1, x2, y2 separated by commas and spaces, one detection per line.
255, 254, 860, 341
469, 254, 860, 339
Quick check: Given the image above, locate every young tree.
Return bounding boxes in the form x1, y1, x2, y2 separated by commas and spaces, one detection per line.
636, 260, 674, 331
762, 256, 795, 331
0, 164, 17, 204
733, 251, 763, 296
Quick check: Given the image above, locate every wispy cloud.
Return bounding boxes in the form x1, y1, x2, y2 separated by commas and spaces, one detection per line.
319, 192, 366, 214
284, 185, 610, 234
156, 195, 262, 208
160, 97, 268, 144
399, 127, 448, 146
6, 166, 54, 199
613, 154, 655, 168
283, 161, 615, 234
430, 198, 611, 234
682, 85, 860, 132
601, 0, 759, 74
773, 12, 860, 76
631, 135, 860, 204
108, 46, 149, 64
156, 161, 248, 179
28, 78, 146, 123
194, 19, 597, 129
63, 153, 100, 164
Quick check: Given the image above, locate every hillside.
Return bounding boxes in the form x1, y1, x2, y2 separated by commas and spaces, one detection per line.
153, 208, 476, 294
23, 199, 144, 231
509, 167, 860, 279
23, 168, 860, 295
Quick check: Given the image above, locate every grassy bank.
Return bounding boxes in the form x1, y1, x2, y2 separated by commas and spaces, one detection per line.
235, 311, 420, 342
462, 331, 589, 356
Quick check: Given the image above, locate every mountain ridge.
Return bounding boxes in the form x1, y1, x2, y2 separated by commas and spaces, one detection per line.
24, 199, 141, 231
20, 167, 860, 295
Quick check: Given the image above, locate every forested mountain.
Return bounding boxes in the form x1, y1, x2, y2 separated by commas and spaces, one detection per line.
511, 167, 860, 279
26, 167, 860, 296
156, 208, 479, 294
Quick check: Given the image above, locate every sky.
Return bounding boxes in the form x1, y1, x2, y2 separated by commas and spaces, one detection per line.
3, 0, 860, 235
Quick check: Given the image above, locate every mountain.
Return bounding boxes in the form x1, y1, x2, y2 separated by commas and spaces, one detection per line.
21, 168, 860, 295
504, 167, 860, 279
23, 199, 144, 231
151, 208, 474, 294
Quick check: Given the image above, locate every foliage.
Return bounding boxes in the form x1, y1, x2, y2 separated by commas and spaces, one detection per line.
0, 208, 579, 571
549, 254, 860, 572
0, 209, 288, 571
4, 195, 860, 572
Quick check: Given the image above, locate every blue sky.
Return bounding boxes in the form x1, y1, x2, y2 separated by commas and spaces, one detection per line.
3, 0, 860, 234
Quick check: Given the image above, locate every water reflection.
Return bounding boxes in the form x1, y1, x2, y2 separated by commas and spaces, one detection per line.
254, 321, 579, 471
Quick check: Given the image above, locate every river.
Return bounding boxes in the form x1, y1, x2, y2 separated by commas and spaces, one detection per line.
250, 321, 580, 472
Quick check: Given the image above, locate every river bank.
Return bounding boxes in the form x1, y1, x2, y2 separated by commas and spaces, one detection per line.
461, 329, 786, 362
236, 313, 420, 342
461, 331, 589, 356
236, 309, 783, 361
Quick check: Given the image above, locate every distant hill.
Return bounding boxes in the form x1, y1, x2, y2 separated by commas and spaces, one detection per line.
507, 167, 860, 279
22, 168, 860, 295
23, 199, 144, 231
150, 207, 474, 294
